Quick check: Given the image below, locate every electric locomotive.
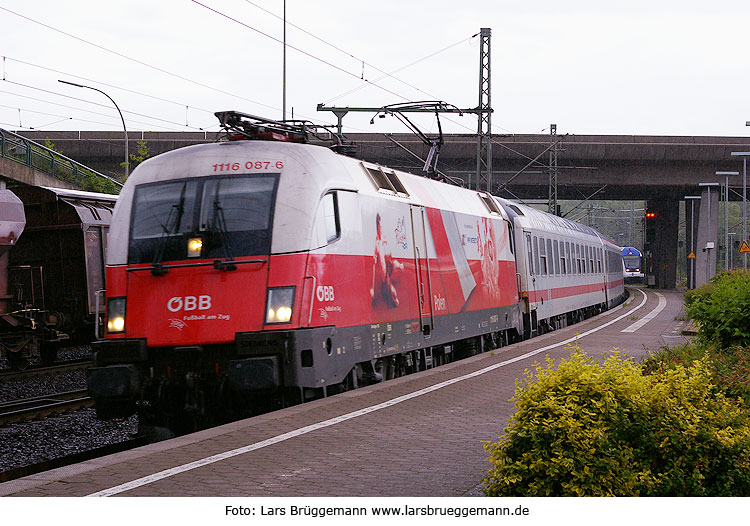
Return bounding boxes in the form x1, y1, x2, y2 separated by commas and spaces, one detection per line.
88, 112, 625, 435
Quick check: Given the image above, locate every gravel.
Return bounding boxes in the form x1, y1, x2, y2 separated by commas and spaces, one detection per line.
0, 410, 138, 473
0, 369, 88, 401
0, 345, 139, 475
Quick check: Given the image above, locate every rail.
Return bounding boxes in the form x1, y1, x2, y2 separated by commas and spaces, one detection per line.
0, 358, 92, 382
0, 127, 123, 190
0, 389, 93, 425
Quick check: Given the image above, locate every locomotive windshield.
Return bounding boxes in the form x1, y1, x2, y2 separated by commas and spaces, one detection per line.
623, 254, 640, 270
128, 174, 278, 264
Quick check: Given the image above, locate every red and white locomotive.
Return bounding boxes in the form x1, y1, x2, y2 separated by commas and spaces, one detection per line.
89, 112, 624, 435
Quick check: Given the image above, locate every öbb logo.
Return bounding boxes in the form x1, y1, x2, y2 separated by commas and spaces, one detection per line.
316, 285, 335, 302
167, 295, 212, 312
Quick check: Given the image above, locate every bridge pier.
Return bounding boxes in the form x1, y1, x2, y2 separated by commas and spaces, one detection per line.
694, 183, 720, 287
646, 191, 680, 289
684, 195, 701, 289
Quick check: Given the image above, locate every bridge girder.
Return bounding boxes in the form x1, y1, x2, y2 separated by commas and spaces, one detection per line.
12, 130, 750, 290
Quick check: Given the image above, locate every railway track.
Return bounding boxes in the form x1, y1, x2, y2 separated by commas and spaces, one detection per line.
0, 358, 92, 383
0, 389, 93, 425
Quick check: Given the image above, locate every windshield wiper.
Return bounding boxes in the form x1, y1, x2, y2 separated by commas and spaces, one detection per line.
210, 192, 237, 271
151, 184, 187, 276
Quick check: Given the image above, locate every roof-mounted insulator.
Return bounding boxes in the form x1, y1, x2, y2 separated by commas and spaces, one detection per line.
215, 111, 308, 143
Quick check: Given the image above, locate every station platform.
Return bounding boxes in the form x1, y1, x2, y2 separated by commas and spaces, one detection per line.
0, 287, 689, 497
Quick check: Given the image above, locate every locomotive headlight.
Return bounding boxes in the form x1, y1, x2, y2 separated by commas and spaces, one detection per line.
266, 287, 295, 324
187, 237, 203, 258
106, 297, 127, 334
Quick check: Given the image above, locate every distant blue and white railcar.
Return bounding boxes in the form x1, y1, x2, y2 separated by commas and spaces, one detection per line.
621, 246, 644, 282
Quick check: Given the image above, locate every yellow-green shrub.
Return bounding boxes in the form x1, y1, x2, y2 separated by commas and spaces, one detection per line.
483, 348, 750, 496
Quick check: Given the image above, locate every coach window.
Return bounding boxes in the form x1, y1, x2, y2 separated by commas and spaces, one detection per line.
539, 238, 548, 275
589, 247, 594, 274
569, 242, 574, 274
545, 238, 552, 274
576, 244, 582, 274
532, 236, 540, 275
546, 239, 555, 275
582, 246, 587, 274
568, 242, 573, 275
552, 240, 560, 275
584, 246, 589, 273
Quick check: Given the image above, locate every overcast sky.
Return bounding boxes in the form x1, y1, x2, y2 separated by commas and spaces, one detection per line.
2, 0, 749, 138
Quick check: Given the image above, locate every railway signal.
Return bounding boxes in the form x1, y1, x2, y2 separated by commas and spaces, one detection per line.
644, 210, 656, 250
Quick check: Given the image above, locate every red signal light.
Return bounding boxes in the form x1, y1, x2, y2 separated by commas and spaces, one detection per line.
645, 211, 656, 219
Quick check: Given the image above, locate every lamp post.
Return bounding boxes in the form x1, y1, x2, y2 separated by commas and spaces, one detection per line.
717, 171, 739, 271
58, 80, 128, 179
282, 0, 287, 121
733, 151, 750, 269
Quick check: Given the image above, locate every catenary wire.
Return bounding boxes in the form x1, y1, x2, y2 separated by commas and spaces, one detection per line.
1, 80, 212, 131
0, 104, 182, 131
190, 0, 411, 102
242, 0, 474, 103
1, 5, 521, 143
2, 56, 216, 116
0, 6, 280, 112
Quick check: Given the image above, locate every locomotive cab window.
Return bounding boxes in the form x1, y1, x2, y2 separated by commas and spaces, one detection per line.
321, 192, 340, 244
128, 174, 278, 264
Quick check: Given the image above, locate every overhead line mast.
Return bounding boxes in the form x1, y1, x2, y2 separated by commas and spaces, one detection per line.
475, 27, 492, 193
317, 28, 494, 188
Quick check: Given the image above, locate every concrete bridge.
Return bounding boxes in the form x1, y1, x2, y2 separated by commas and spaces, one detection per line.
7, 129, 750, 289
0, 129, 122, 193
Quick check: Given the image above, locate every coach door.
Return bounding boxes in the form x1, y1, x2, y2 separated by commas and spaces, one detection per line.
523, 231, 539, 335
411, 205, 433, 335
601, 247, 610, 306
524, 232, 539, 302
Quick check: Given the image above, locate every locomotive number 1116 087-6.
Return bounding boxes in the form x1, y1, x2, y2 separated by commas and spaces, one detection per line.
211, 160, 285, 172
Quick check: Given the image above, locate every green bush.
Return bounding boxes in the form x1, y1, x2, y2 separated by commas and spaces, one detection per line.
685, 270, 750, 349
644, 342, 750, 407
483, 348, 750, 496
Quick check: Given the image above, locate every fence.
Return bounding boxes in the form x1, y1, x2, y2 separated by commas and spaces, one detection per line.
0, 128, 122, 192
